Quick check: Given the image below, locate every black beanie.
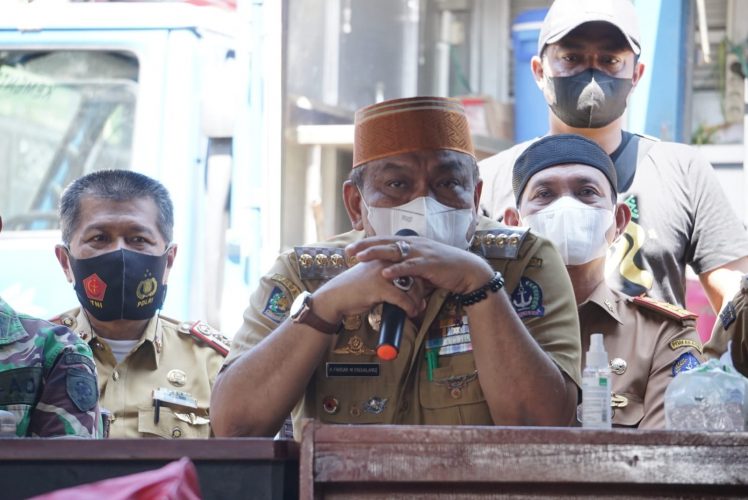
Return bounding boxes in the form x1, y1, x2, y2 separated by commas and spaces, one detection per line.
512, 134, 618, 202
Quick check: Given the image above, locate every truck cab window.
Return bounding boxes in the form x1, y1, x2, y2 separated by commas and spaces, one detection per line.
0, 50, 138, 231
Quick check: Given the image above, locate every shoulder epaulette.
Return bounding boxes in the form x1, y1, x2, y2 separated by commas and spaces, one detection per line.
294, 246, 353, 280
631, 296, 698, 321
469, 227, 529, 260
177, 320, 230, 356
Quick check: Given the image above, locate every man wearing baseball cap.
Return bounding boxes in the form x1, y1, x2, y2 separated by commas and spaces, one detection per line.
480, 0, 748, 316
505, 134, 704, 428
211, 96, 582, 438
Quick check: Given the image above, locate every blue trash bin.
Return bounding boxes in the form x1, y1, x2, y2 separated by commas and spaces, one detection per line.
512, 8, 549, 142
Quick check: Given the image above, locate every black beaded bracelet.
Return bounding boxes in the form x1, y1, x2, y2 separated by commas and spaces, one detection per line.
454, 271, 505, 306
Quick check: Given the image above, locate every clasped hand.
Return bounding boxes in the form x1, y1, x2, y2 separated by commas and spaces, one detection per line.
313, 236, 494, 323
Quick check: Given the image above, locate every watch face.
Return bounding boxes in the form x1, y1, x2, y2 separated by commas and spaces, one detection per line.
290, 291, 311, 319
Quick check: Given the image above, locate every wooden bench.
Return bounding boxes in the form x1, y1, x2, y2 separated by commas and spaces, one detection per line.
300, 422, 748, 498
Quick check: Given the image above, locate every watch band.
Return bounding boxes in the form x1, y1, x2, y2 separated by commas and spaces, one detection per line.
292, 292, 341, 335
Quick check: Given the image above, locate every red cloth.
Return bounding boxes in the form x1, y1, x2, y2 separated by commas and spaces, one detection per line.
30, 457, 202, 500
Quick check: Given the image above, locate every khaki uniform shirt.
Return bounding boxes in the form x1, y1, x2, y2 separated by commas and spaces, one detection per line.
53, 309, 226, 438
226, 217, 581, 437
705, 274, 748, 376
579, 282, 704, 429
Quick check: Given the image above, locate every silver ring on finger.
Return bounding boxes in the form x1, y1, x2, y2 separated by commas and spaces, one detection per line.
395, 240, 411, 260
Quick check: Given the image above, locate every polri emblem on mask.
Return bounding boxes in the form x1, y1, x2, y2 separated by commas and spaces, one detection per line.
68, 248, 169, 321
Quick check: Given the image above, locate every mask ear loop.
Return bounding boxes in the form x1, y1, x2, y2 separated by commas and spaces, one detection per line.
162, 243, 175, 256
356, 186, 372, 213
155, 244, 173, 317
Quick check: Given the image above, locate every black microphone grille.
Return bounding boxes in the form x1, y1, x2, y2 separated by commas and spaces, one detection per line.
395, 228, 418, 237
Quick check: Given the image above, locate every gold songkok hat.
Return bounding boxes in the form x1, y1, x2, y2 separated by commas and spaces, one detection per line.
352, 96, 475, 168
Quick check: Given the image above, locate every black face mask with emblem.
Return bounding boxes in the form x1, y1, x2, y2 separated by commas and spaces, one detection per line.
66, 248, 169, 322
547, 68, 633, 129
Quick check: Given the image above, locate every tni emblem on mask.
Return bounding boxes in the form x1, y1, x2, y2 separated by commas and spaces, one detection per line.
136, 270, 159, 308
82, 273, 107, 307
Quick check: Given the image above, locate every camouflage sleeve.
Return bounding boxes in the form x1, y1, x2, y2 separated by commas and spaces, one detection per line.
28, 328, 100, 438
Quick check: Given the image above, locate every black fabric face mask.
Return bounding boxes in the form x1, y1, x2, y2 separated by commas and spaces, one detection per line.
547, 69, 633, 129
67, 248, 169, 321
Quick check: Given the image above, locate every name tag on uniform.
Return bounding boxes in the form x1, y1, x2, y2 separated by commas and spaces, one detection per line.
326, 363, 380, 377
152, 387, 197, 409
0, 367, 42, 406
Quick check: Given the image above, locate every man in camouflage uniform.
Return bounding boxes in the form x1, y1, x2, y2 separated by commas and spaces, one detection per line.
51, 171, 227, 438
212, 97, 582, 438
0, 216, 99, 437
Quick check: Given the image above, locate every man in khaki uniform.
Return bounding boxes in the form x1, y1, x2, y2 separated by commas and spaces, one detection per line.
705, 275, 748, 376
211, 96, 582, 438
504, 134, 704, 428
51, 170, 228, 438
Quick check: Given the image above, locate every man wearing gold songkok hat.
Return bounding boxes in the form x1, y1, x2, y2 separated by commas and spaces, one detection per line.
212, 97, 581, 438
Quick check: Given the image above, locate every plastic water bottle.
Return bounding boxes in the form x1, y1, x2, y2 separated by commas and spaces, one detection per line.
582, 333, 612, 429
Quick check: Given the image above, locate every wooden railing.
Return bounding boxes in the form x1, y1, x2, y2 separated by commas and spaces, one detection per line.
300, 422, 748, 499
3, 425, 748, 499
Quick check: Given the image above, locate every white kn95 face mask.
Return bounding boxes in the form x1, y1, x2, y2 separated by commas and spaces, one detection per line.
362, 194, 474, 249
523, 196, 614, 266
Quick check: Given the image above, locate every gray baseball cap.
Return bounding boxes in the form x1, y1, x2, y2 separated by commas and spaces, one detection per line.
538, 0, 641, 56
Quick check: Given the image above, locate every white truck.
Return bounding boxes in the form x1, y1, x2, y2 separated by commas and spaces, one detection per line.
0, 2, 280, 332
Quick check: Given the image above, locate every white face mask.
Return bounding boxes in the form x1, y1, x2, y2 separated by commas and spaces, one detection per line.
523, 196, 614, 266
361, 194, 475, 249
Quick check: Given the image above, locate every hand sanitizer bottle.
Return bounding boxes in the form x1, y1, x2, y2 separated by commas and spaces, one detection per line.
582, 333, 612, 429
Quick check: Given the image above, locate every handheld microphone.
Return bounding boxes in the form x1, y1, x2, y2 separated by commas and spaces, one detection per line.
377, 228, 418, 361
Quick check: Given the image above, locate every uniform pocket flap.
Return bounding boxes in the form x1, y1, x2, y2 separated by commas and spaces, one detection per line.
138, 406, 210, 439
419, 364, 485, 410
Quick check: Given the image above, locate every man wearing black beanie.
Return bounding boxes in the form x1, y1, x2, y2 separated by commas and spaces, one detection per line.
504, 134, 704, 429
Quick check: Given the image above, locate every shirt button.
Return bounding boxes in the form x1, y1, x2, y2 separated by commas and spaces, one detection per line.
112, 371, 120, 381
171, 427, 183, 438
450, 388, 462, 399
